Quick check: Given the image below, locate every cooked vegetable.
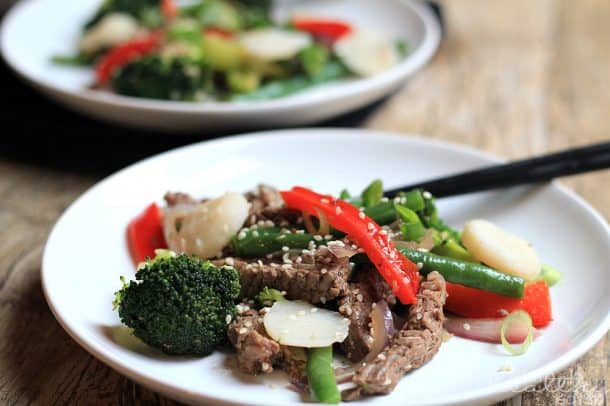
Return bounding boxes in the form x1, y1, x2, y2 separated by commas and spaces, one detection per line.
307, 346, 341, 404
231, 227, 317, 257
363, 300, 394, 363
231, 61, 347, 101
431, 239, 475, 262
127, 202, 167, 265
398, 247, 524, 298
263, 300, 349, 347
112, 55, 206, 100
444, 280, 552, 328
114, 253, 240, 355
255, 287, 286, 306
163, 192, 250, 258
334, 30, 399, 76
462, 219, 541, 281
444, 314, 537, 344
96, 33, 161, 84
202, 30, 245, 70
161, 0, 177, 19
299, 44, 329, 78
361, 179, 383, 208
227, 69, 260, 93
239, 28, 312, 61
189, 0, 243, 31
501, 311, 534, 355
537, 264, 562, 286
281, 186, 420, 304
84, 0, 160, 29
293, 17, 352, 42
79, 13, 140, 55
395, 204, 426, 242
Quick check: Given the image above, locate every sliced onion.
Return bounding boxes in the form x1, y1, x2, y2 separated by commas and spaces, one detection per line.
302, 210, 330, 236
363, 300, 394, 364
326, 240, 358, 258
303, 214, 317, 234
444, 314, 538, 345
394, 229, 436, 251
501, 310, 535, 355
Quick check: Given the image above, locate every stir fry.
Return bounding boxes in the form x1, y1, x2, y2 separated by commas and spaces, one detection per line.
54, 0, 407, 101
115, 181, 558, 402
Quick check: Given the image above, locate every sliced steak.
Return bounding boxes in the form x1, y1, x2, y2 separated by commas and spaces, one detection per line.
345, 272, 446, 399
227, 309, 282, 374
338, 282, 375, 362
217, 246, 351, 304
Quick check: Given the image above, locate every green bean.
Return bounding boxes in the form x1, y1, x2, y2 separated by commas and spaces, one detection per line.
231, 227, 317, 257
397, 247, 525, 298
307, 346, 340, 404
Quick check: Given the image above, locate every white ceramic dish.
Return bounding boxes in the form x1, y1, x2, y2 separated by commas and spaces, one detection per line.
0, 0, 440, 132
42, 129, 610, 405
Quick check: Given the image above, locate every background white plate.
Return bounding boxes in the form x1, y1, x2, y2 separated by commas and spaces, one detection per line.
0, 0, 440, 132
42, 129, 610, 405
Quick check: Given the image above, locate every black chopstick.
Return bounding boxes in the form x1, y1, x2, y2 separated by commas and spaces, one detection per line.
383, 142, 610, 199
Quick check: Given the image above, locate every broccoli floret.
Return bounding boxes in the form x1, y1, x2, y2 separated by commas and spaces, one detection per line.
114, 253, 240, 356
85, 0, 161, 29
112, 56, 206, 101
256, 287, 286, 306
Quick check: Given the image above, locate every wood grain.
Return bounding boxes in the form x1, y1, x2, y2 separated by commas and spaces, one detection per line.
0, 0, 608, 405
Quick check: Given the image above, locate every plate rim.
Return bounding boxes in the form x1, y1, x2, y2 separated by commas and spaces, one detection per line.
42, 128, 610, 405
0, 0, 441, 114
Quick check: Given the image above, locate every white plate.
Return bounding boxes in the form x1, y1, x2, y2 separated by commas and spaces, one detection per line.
0, 0, 440, 132
42, 129, 610, 405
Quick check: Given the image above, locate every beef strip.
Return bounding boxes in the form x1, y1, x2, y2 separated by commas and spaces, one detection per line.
227, 308, 282, 374
227, 309, 308, 386
344, 272, 447, 400
216, 246, 351, 304
338, 282, 375, 362
244, 184, 303, 228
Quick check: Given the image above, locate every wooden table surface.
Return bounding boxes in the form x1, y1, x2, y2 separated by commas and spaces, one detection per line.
1, 0, 608, 404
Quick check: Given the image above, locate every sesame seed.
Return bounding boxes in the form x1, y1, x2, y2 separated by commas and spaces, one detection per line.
225, 315, 232, 324
282, 246, 289, 252
321, 198, 330, 204
356, 294, 363, 302
313, 235, 323, 241
266, 254, 272, 259
239, 328, 248, 334
321, 268, 327, 274
257, 260, 264, 267
261, 362, 270, 372
308, 241, 316, 250
335, 206, 343, 215
282, 253, 292, 264
296, 256, 303, 263
277, 234, 286, 240
377, 353, 386, 360
416, 262, 423, 270
237, 230, 247, 240
296, 229, 305, 234
270, 263, 279, 268
320, 296, 326, 304
379, 229, 388, 235
225, 257, 234, 266
324, 234, 333, 240
463, 323, 471, 331
252, 230, 259, 237
358, 212, 365, 219
367, 223, 375, 231
244, 320, 252, 328
423, 191, 432, 199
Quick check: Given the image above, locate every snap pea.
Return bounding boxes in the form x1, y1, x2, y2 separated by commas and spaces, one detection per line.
397, 247, 525, 298
231, 227, 317, 257
307, 346, 340, 404
431, 239, 475, 262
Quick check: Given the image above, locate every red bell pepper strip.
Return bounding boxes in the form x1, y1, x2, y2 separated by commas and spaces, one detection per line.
293, 17, 352, 42
95, 33, 162, 84
127, 203, 167, 265
161, 0, 178, 19
445, 281, 552, 328
280, 187, 420, 304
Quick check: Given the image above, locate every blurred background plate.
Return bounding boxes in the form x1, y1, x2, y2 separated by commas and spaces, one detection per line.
0, 0, 440, 132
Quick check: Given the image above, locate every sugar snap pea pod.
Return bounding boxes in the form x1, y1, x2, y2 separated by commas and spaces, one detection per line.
307, 346, 340, 404
231, 227, 317, 257
397, 247, 525, 298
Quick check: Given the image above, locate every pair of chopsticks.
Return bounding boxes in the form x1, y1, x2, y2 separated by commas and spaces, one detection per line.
384, 142, 610, 199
